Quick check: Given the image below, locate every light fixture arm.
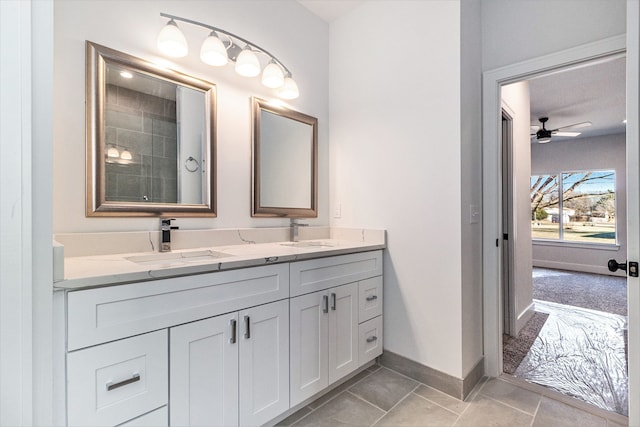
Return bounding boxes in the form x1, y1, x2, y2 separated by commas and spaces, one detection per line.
159, 12, 292, 76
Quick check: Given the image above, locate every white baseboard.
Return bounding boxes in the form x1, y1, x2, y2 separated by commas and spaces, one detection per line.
515, 302, 535, 335
532, 259, 626, 277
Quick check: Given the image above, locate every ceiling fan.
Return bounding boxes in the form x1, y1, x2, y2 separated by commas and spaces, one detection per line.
530, 117, 592, 143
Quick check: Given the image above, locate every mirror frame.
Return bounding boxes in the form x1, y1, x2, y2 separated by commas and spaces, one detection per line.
251, 97, 318, 218
86, 41, 217, 217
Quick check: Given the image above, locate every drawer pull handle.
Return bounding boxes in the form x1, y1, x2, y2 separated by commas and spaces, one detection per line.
244, 315, 251, 339
230, 319, 237, 344
366, 336, 378, 343
322, 295, 329, 314
331, 293, 337, 311
106, 373, 140, 391
366, 295, 378, 302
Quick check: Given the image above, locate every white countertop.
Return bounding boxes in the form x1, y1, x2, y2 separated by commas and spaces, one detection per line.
55, 228, 385, 290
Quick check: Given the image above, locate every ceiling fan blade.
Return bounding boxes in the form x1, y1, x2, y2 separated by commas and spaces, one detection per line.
555, 121, 592, 131
530, 125, 540, 132
552, 131, 581, 137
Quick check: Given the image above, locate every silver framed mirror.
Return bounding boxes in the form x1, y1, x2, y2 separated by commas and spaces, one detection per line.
251, 97, 318, 218
86, 41, 217, 217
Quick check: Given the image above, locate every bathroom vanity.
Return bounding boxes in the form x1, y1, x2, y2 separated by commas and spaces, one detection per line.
53, 228, 385, 427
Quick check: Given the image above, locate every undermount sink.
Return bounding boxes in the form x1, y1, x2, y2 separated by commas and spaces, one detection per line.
280, 241, 334, 248
126, 250, 232, 266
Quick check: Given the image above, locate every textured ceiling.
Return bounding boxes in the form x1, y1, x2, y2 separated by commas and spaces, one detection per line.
528, 55, 626, 142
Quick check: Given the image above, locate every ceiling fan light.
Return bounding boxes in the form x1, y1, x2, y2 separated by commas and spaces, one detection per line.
262, 61, 285, 88
277, 75, 299, 99
538, 137, 551, 144
157, 19, 189, 58
200, 32, 228, 66
235, 46, 261, 77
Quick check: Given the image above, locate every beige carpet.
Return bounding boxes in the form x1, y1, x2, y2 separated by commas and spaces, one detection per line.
502, 312, 549, 375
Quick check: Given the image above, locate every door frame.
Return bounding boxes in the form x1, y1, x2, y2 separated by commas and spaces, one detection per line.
481, 33, 636, 412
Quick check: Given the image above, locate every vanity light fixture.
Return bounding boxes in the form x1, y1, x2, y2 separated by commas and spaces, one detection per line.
157, 19, 189, 58
120, 149, 133, 161
119, 70, 133, 79
107, 145, 120, 158
157, 12, 299, 99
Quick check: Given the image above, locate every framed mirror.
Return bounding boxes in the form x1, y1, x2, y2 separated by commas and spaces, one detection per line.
86, 41, 217, 217
252, 97, 318, 217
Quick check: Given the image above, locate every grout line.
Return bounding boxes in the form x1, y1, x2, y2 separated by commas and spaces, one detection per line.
347, 389, 390, 415
411, 390, 463, 417
530, 398, 543, 427
367, 384, 420, 427
307, 369, 375, 412
478, 393, 538, 417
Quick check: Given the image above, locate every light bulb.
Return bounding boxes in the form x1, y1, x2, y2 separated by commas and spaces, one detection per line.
235, 46, 261, 77
120, 70, 133, 79
200, 31, 228, 66
277, 75, 299, 99
107, 146, 120, 158
262, 61, 285, 88
120, 149, 133, 160
157, 19, 188, 58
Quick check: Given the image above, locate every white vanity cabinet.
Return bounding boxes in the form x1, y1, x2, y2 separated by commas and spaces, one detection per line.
170, 299, 289, 427
289, 251, 383, 406
59, 249, 383, 427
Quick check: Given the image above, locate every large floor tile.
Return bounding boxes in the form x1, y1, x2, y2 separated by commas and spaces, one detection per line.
532, 397, 607, 427
308, 369, 372, 409
374, 392, 458, 426
454, 395, 533, 427
479, 378, 541, 415
349, 367, 418, 411
414, 384, 469, 415
292, 391, 384, 427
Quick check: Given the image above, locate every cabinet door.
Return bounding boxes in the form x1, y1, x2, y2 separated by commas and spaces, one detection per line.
170, 314, 239, 427
239, 299, 289, 427
328, 282, 359, 384
290, 291, 329, 406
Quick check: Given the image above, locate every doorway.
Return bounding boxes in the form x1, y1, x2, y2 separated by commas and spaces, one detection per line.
499, 56, 628, 415
482, 34, 639, 424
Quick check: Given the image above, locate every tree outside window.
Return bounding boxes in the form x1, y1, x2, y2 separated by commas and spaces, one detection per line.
530, 171, 616, 244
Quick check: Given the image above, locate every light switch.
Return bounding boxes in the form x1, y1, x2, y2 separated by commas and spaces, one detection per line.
470, 204, 480, 224
334, 203, 342, 218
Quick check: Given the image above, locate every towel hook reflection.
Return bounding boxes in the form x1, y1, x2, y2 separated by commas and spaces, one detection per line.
185, 156, 200, 173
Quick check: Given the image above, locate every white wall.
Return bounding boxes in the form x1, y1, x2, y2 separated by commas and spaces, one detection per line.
460, 0, 484, 378
502, 82, 534, 333
330, 1, 466, 377
482, 0, 626, 70
531, 133, 627, 275
53, 0, 329, 233
1, 0, 53, 425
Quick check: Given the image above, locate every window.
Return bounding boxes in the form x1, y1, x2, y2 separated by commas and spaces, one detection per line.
530, 170, 616, 245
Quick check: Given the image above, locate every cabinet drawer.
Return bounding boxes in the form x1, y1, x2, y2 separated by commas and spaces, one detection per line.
118, 406, 168, 427
358, 276, 383, 323
290, 250, 382, 297
67, 263, 289, 350
67, 330, 168, 427
359, 316, 383, 365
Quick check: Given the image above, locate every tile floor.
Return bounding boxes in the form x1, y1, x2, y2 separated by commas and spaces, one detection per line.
278, 365, 627, 427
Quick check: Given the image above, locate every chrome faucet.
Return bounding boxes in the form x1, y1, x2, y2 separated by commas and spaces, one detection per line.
290, 218, 308, 242
160, 218, 178, 252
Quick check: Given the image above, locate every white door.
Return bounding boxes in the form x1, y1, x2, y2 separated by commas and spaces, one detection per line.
626, 2, 640, 422
170, 313, 239, 427
290, 291, 329, 406
239, 300, 289, 427
328, 282, 359, 384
